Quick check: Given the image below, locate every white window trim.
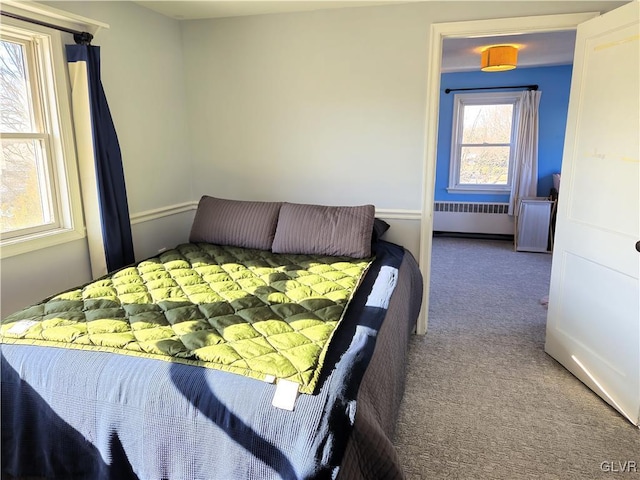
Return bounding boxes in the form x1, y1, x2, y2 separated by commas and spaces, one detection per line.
1, 18, 85, 258
447, 91, 521, 195
1, 1, 108, 37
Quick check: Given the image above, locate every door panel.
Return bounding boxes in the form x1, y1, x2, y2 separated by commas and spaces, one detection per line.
545, 2, 639, 425
556, 253, 637, 371
568, 21, 640, 237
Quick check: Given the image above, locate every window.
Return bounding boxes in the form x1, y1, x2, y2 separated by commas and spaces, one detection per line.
448, 92, 520, 194
0, 20, 83, 257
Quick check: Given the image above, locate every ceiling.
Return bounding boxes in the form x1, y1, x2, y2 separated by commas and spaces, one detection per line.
134, 1, 411, 20
442, 30, 576, 72
134, 1, 577, 72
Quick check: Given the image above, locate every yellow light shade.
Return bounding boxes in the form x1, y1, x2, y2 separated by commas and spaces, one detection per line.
481, 45, 518, 72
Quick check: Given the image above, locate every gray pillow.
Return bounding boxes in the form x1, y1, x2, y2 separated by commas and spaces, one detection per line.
272, 202, 375, 258
189, 196, 282, 250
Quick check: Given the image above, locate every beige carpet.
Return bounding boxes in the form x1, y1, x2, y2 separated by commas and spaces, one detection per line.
394, 236, 639, 479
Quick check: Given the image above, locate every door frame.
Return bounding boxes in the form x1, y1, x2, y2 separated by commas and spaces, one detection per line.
417, 12, 600, 335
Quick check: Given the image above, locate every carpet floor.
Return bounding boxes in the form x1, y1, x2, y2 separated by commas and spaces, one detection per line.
394, 236, 639, 479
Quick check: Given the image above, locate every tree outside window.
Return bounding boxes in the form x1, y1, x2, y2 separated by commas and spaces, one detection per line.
448, 92, 520, 194
0, 19, 83, 258
1, 37, 55, 234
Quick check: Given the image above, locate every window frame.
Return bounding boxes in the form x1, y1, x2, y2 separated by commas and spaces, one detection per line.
447, 91, 521, 195
0, 19, 84, 258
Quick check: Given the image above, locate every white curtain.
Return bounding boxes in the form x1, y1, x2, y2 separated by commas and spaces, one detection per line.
509, 90, 542, 215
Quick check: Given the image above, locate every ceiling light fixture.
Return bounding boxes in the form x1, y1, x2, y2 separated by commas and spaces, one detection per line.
480, 45, 518, 72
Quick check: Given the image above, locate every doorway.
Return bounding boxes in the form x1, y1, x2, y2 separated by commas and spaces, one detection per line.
416, 12, 600, 335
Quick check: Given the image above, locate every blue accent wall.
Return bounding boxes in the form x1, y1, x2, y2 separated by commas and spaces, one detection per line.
435, 65, 573, 202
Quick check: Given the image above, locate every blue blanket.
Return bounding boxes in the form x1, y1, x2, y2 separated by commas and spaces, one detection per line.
1, 241, 408, 480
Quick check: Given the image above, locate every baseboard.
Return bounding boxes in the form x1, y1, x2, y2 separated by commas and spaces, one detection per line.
433, 231, 514, 242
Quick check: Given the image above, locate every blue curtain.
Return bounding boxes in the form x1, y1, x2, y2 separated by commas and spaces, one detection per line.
66, 45, 135, 272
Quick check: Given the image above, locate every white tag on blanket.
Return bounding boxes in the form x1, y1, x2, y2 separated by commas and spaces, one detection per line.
272, 379, 299, 411
263, 374, 276, 384
6, 319, 38, 336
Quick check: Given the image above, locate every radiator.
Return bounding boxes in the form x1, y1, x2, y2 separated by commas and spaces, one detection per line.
433, 201, 514, 235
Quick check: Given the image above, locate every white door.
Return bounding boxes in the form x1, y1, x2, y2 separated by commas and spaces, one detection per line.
545, 1, 639, 426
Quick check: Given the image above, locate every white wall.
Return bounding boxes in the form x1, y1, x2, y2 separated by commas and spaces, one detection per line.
1, 1, 193, 316
181, 1, 626, 253
0, 239, 91, 318
51, 1, 193, 214
182, 6, 428, 208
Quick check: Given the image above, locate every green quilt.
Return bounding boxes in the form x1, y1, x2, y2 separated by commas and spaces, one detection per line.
1, 244, 372, 394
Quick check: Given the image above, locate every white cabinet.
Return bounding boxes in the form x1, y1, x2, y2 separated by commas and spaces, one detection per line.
515, 197, 553, 253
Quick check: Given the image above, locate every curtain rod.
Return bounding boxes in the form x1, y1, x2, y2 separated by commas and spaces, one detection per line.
1, 10, 93, 45
445, 84, 538, 94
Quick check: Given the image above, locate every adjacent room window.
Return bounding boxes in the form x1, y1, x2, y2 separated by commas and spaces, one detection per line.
0, 21, 83, 256
448, 92, 520, 194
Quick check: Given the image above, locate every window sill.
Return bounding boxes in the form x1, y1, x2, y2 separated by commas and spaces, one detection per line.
447, 186, 511, 195
1, 227, 86, 259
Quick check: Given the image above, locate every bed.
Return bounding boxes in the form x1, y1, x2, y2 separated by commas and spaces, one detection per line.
1, 197, 423, 480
